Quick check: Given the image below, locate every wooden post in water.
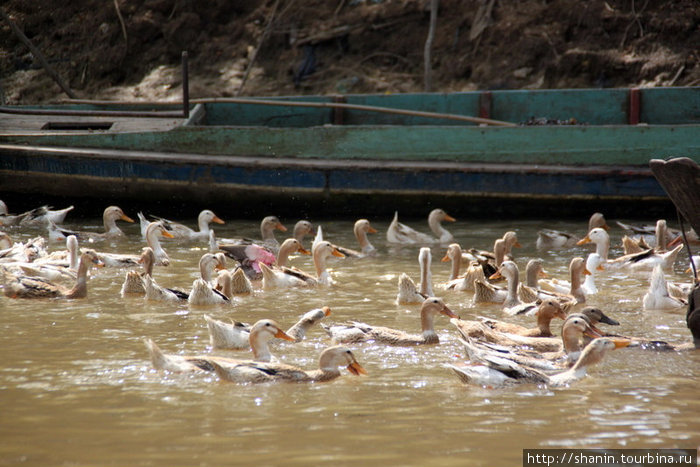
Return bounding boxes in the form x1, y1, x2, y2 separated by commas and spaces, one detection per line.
424, 0, 439, 92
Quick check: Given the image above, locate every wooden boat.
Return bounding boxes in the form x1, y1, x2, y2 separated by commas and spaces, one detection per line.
0, 87, 698, 216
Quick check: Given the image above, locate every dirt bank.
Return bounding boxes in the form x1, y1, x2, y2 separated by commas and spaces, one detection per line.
1, 0, 698, 103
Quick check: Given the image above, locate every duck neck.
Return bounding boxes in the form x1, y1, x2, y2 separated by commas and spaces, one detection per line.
449, 254, 461, 281
200, 260, 215, 283
355, 226, 374, 253
146, 231, 167, 259
67, 256, 91, 298
570, 267, 585, 301
655, 220, 667, 252
535, 312, 554, 337
419, 252, 433, 296
219, 272, 232, 299
277, 242, 294, 268
250, 333, 273, 362
68, 241, 79, 270
103, 215, 122, 235
314, 250, 328, 278
420, 308, 439, 343
595, 236, 609, 261
525, 263, 539, 287
494, 239, 506, 267
506, 271, 519, 301
562, 329, 583, 355
197, 215, 211, 235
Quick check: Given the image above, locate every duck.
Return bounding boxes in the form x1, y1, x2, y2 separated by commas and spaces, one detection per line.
204, 306, 332, 350
48, 206, 134, 242
386, 208, 456, 244
322, 297, 459, 346
208, 345, 366, 384
446, 337, 628, 388
147, 209, 225, 242
0, 235, 48, 264
0, 232, 12, 249
186, 253, 230, 305
259, 240, 345, 289
473, 260, 521, 306
142, 274, 190, 302
0, 201, 61, 227
8, 235, 80, 283
621, 234, 652, 255
119, 247, 155, 296
2, 251, 104, 299
275, 238, 311, 268
293, 220, 314, 245
440, 243, 487, 292
538, 257, 590, 304
144, 319, 297, 373
579, 227, 683, 271
535, 212, 608, 250
333, 219, 378, 258
516, 259, 549, 303
33, 235, 80, 270
17, 204, 75, 226
396, 247, 434, 304
143, 222, 175, 266
642, 264, 687, 311
479, 299, 567, 337
616, 219, 678, 247
228, 267, 254, 295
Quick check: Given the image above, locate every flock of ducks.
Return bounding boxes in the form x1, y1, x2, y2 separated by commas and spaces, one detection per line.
1, 202, 699, 388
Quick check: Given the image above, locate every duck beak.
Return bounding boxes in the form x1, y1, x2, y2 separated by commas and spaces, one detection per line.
276, 222, 288, 232
441, 253, 451, 262
441, 305, 460, 319
368, 226, 378, 234
215, 262, 226, 271
489, 270, 503, 280
298, 246, 311, 255
332, 248, 345, 258
538, 269, 549, 278
514, 241, 522, 248
444, 214, 456, 222
611, 338, 631, 349
161, 229, 175, 239
212, 215, 225, 225
577, 235, 592, 245
322, 306, 331, 316
583, 267, 591, 276
584, 325, 604, 339
597, 263, 605, 271
347, 362, 367, 376
275, 329, 296, 342
597, 312, 620, 326
121, 214, 135, 223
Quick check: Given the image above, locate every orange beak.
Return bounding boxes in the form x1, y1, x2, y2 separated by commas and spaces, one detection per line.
583, 267, 591, 276
332, 248, 345, 258
161, 229, 175, 239
276, 222, 288, 232
444, 214, 456, 222
275, 328, 296, 342
212, 215, 225, 225
121, 214, 135, 223
347, 362, 367, 376
367, 225, 378, 234
441, 252, 451, 262
489, 270, 503, 280
298, 246, 311, 255
538, 269, 549, 278
612, 338, 631, 349
577, 235, 592, 245
322, 306, 331, 316
513, 241, 522, 248
441, 305, 460, 319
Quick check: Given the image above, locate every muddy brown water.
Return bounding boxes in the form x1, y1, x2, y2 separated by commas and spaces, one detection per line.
1, 216, 698, 466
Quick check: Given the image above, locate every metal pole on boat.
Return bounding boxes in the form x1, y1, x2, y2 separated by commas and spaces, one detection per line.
182, 51, 190, 119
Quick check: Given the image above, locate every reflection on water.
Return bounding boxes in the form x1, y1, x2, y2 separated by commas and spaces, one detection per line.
1, 216, 698, 466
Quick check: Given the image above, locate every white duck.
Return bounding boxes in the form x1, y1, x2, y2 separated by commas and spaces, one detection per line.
144, 319, 296, 372
323, 297, 459, 345
642, 264, 687, 310
440, 243, 487, 292
396, 247, 434, 304
16, 203, 74, 226
275, 238, 311, 268
333, 219, 378, 258
579, 227, 683, 271
447, 337, 628, 388
187, 253, 229, 305
49, 206, 134, 242
259, 240, 345, 289
386, 208, 456, 244
208, 345, 366, 384
204, 306, 331, 350
293, 220, 314, 245
539, 257, 590, 304
148, 209, 225, 241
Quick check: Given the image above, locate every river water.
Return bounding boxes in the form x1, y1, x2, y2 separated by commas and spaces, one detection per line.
1, 214, 698, 466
